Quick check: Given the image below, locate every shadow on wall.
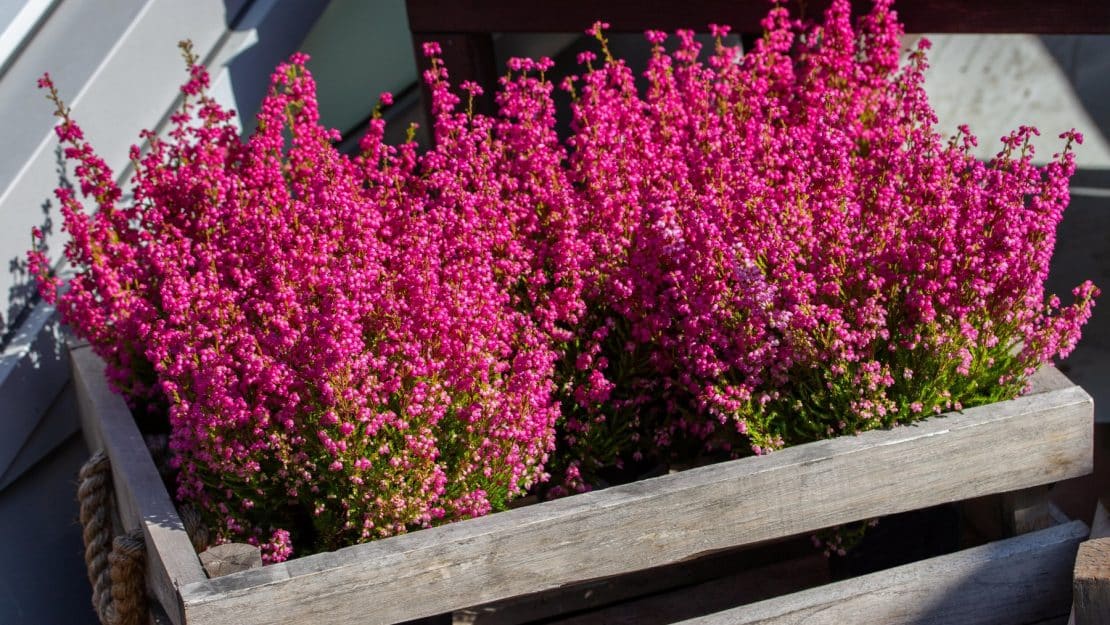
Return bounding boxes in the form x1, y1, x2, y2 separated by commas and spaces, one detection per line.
1042, 35, 1110, 154
0, 0, 329, 349
221, 0, 330, 135
1046, 183, 1110, 424
1040, 35, 1110, 423
3, 145, 68, 348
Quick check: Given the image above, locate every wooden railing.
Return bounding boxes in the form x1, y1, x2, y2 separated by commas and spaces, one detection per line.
404, 0, 1110, 119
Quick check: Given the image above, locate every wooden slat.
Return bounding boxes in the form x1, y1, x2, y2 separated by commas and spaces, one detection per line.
180, 368, 1092, 625
404, 0, 1110, 34
71, 345, 207, 625
199, 544, 263, 579
549, 549, 829, 625
1075, 538, 1110, 625
676, 520, 1087, 625
456, 536, 827, 625
1074, 499, 1110, 625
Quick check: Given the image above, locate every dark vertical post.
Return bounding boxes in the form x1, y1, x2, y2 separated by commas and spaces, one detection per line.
739, 32, 760, 56
412, 33, 498, 142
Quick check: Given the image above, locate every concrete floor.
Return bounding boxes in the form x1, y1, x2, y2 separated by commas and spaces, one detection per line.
1, 31, 1108, 625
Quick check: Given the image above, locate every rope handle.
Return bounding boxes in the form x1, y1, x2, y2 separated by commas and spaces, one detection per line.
78, 451, 148, 625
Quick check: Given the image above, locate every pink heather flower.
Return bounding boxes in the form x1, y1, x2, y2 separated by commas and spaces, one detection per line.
586, 21, 611, 37
260, 528, 293, 564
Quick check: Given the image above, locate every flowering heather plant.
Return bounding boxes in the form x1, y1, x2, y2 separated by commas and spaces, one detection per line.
32, 43, 571, 561
550, 0, 1096, 488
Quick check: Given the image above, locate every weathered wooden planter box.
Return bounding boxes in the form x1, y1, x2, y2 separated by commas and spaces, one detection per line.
71, 343, 1095, 625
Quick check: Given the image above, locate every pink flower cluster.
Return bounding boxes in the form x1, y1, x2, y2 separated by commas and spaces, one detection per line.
32, 0, 1097, 558
547, 0, 1097, 489
32, 43, 571, 561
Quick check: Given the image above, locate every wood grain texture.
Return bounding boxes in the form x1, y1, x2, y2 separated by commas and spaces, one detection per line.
456, 537, 826, 625
199, 544, 263, 579
404, 0, 1110, 34
1072, 538, 1110, 625
180, 368, 1092, 625
71, 345, 206, 625
674, 520, 1087, 625
1075, 500, 1110, 625
549, 550, 830, 625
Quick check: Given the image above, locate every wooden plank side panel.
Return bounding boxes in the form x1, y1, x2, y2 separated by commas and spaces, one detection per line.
1074, 538, 1110, 625
1075, 500, 1110, 625
549, 549, 830, 625
457, 536, 828, 625
404, 0, 1110, 34
71, 346, 206, 625
181, 376, 1092, 625
679, 520, 1088, 625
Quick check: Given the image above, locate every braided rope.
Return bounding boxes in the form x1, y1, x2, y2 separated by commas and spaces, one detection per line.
78, 451, 149, 625
108, 531, 147, 625
178, 504, 211, 553
78, 452, 114, 620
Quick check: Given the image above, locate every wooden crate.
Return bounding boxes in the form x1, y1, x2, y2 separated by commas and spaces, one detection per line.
71, 344, 1094, 625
